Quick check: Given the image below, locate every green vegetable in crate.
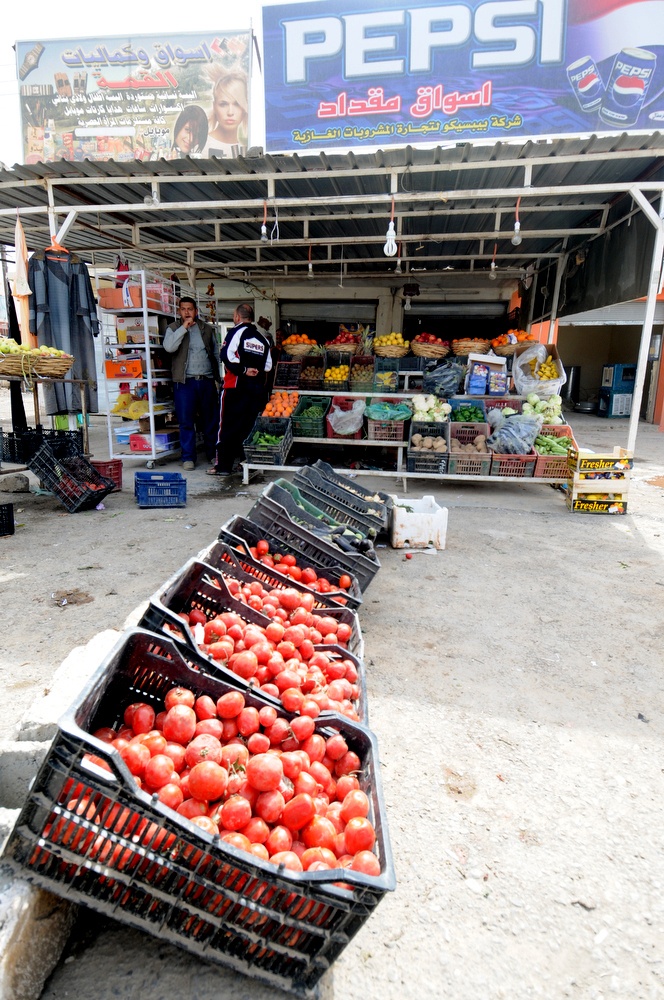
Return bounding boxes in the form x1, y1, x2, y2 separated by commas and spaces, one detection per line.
252, 431, 285, 448
302, 404, 325, 418
535, 434, 574, 455
452, 403, 485, 422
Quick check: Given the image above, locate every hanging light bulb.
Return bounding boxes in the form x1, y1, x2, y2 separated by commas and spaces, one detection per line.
394, 242, 403, 274
384, 220, 397, 257
404, 295, 412, 311
307, 244, 314, 279
511, 196, 522, 245
260, 200, 268, 242
489, 261, 497, 281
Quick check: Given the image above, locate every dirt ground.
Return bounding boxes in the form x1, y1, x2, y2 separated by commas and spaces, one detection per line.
1, 385, 664, 1000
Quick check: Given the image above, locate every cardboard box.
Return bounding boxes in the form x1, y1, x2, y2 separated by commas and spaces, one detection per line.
105, 357, 143, 379
98, 284, 170, 313
129, 431, 179, 454
566, 495, 628, 514
567, 446, 633, 473
464, 353, 508, 395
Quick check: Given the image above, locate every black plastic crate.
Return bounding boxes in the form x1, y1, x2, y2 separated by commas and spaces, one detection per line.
220, 513, 380, 593
291, 396, 330, 438
0, 427, 82, 464
312, 461, 394, 518
141, 556, 364, 664
294, 466, 387, 533
407, 421, 450, 474
349, 355, 375, 392
272, 359, 302, 390
0, 503, 14, 537
27, 444, 116, 513
250, 481, 348, 534
298, 357, 324, 391
1, 628, 394, 999
243, 417, 293, 466
373, 359, 399, 393
197, 538, 362, 611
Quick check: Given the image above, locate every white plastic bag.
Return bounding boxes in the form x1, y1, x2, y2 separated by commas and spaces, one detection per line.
512, 344, 567, 399
327, 399, 365, 435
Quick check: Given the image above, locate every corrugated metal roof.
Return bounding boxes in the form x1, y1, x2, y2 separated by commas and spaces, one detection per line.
0, 134, 662, 281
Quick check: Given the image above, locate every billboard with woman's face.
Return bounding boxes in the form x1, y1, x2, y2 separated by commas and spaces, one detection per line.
16, 30, 252, 163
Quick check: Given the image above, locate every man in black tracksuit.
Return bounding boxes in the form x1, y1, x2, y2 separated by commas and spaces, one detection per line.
207, 302, 273, 476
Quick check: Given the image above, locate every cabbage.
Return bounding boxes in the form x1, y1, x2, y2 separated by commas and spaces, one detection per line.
548, 394, 562, 406
522, 402, 535, 414
526, 392, 540, 406
534, 401, 549, 413
502, 406, 517, 416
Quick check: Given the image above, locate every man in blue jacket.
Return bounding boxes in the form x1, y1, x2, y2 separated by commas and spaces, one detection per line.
207, 302, 273, 477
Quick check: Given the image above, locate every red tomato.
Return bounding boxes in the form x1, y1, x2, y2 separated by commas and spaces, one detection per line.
350, 850, 381, 876
141, 731, 167, 756
216, 691, 245, 719
281, 793, 316, 831
162, 705, 197, 745
233, 651, 258, 680
302, 734, 326, 764
236, 707, 260, 737
131, 703, 156, 735
344, 817, 376, 854
194, 695, 217, 721
280, 688, 304, 713
256, 539, 270, 556
164, 687, 196, 710
290, 714, 315, 742
336, 623, 352, 644
266, 824, 292, 855
280, 555, 297, 568
177, 797, 208, 820
240, 816, 270, 844
249, 842, 270, 860
92, 727, 116, 744
188, 761, 228, 802
219, 794, 252, 831
301, 846, 338, 870
338, 574, 352, 590
335, 774, 360, 800
157, 783, 184, 810
188, 609, 207, 627
247, 732, 271, 754
120, 741, 150, 778
255, 789, 285, 824
335, 750, 361, 777
325, 734, 349, 761
300, 567, 317, 585
194, 718, 224, 740
258, 705, 278, 727
246, 753, 283, 792
269, 850, 303, 871
184, 734, 222, 768
163, 742, 187, 773
144, 754, 175, 791
340, 789, 370, 823
221, 743, 249, 770
301, 815, 336, 852
281, 751, 304, 781
191, 815, 219, 836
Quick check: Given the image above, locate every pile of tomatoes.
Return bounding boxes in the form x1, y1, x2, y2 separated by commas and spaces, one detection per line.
173, 573, 362, 721
85, 683, 380, 877
242, 538, 353, 595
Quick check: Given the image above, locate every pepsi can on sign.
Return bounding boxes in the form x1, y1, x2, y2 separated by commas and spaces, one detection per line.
567, 56, 604, 112
599, 47, 656, 127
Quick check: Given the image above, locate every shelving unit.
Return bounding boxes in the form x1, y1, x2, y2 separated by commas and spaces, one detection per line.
241, 387, 563, 489
97, 270, 178, 469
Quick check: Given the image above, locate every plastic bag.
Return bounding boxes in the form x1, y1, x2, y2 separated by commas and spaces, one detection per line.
512, 344, 567, 399
364, 400, 412, 421
327, 399, 365, 435
487, 413, 542, 454
422, 360, 466, 397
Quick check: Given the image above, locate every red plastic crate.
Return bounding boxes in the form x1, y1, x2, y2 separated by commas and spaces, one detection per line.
490, 449, 537, 477
326, 396, 364, 440
534, 425, 577, 479
90, 459, 123, 491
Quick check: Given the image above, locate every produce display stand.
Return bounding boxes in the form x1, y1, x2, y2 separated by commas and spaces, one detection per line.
97, 270, 179, 469
241, 390, 567, 490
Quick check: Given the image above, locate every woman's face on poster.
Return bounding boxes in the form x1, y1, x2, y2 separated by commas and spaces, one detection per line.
213, 81, 246, 132
175, 120, 195, 152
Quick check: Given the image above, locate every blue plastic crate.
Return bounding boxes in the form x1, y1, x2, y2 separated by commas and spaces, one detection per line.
134, 471, 186, 508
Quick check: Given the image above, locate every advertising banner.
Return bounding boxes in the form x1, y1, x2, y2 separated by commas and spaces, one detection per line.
16, 30, 252, 163
262, 0, 664, 151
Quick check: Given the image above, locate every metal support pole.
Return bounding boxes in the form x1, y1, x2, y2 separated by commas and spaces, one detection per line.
546, 240, 568, 343
626, 191, 664, 453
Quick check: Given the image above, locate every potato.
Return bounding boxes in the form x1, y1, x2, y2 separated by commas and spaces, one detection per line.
433, 438, 446, 451
411, 433, 422, 447
422, 436, 434, 450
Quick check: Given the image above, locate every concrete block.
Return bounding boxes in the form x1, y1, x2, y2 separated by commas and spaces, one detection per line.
0, 742, 50, 810
0, 474, 29, 493
0, 862, 75, 1000
18, 629, 121, 742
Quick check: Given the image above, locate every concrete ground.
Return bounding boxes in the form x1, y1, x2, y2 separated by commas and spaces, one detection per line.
1, 389, 663, 1000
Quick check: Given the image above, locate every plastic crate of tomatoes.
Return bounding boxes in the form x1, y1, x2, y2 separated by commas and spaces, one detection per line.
27, 443, 116, 513
220, 510, 380, 594
294, 466, 388, 533
197, 538, 362, 612
1, 628, 394, 999
139, 559, 368, 723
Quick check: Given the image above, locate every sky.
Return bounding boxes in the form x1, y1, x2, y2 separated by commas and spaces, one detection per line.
0, 0, 303, 167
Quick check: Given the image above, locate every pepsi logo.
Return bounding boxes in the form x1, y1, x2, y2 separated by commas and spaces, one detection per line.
613, 74, 645, 105
578, 73, 600, 94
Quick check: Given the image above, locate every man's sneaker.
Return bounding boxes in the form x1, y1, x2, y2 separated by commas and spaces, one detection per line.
182, 461, 196, 471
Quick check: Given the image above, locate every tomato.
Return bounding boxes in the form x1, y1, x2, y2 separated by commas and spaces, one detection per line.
219, 794, 252, 831
280, 555, 297, 568
344, 817, 376, 854
221, 743, 249, 770
301, 846, 337, 870
164, 687, 196, 710
185, 734, 222, 768
256, 539, 270, 556
350, 850, 381, 876
92, 727, 116, 743
188, 608, 207, 627
269, 850, 303, 871
236, 707, 260, 737
120, 741, 150, 778
191, 815, 219, 836
144, 754, 175, 791
193, 695, 217, 721
157, 783, 184, 810
325, 734, 348, 761
249, 842, 270, 861
188, 761, 228, 802
294, 771, 319, 798
299, 699, 321, 721
308, 761, 335, 796
340, 789, 370, 823
255, 789, 285, 824
232, 650, 258, 680
219, 831, 252, 853
194, 718, 224, 740
247, 732, 271, 755
216, 691, 245, 719
281, 751, 304, 781
281, 793, 316, 831
335, 774, 360, 801
163, 742, 187, 773
300, 567, 317, 585
280, 688, 304, 713
266, 825, 292, 855
246, 753, 283, 792
287, 565, 303, 581
264, 718, 291, 745
302, 734, 326, 764
336, 623, 352, 644
208, 641, 232, 662
338, 574, 352, 590
258, 705, 278, 727
335, 750, 361, 777
162, 705, 197, 745
240, 816, 270, 844
301, 815, 336, 852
